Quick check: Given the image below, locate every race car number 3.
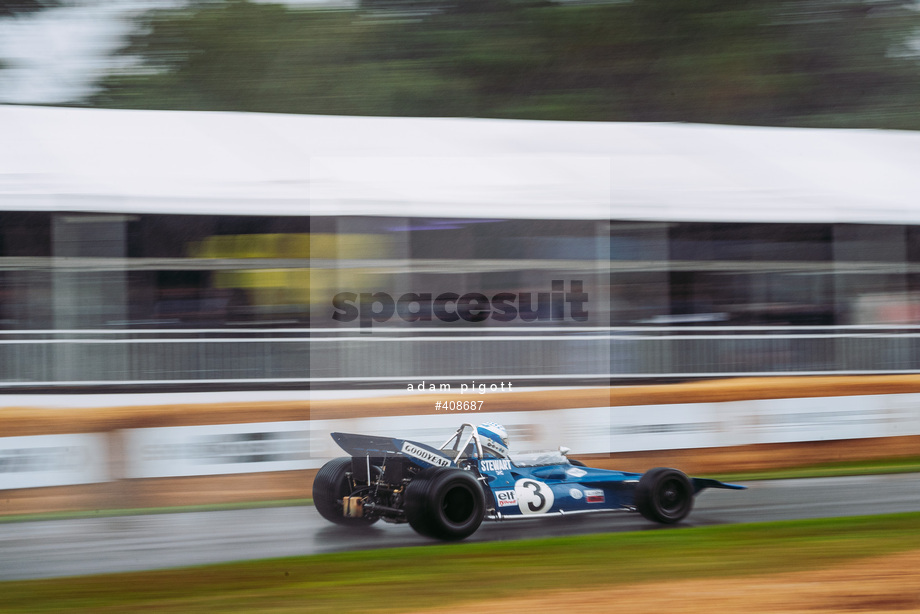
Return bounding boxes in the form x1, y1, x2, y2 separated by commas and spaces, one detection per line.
513, 478, 554, 515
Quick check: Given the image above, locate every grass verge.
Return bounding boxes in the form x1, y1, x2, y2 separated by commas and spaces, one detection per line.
1, 512, 920, 613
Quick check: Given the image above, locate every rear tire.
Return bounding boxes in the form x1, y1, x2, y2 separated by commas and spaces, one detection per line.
635, 467, 693, 524
312, 457, 379, 526
405, 468, 485, 540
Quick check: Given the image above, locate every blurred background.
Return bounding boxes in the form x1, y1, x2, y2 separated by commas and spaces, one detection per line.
2, 0, 920, 389
5, 0, 919, 125
0, 0, 919, 489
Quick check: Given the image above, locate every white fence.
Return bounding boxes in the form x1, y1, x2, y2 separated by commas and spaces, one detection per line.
4, 391, 920, 489
0, 326, 920, 387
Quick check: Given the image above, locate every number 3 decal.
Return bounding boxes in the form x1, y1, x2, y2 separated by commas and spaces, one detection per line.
514, 478, 554, 515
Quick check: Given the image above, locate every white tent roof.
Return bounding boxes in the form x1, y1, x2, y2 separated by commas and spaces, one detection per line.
2, 104, 920, 224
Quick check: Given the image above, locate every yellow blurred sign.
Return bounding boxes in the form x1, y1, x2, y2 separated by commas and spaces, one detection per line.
189, 233, 393, 306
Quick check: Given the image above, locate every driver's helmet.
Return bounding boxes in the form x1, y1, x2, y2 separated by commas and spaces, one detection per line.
476, 422, 510, 459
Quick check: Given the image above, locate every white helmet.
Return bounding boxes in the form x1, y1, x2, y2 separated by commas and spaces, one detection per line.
477, 422, 509, 458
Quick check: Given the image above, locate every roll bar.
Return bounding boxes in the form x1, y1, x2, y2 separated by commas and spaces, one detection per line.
438, 423, 483, 463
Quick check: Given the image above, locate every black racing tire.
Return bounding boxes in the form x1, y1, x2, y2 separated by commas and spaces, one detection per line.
404, 467, 485, 540
635, 467, 693, 524
312, 457, 379, 526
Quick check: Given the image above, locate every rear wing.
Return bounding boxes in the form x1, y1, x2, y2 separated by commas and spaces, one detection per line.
331, 423, 498, 470
331, 432, 454, 469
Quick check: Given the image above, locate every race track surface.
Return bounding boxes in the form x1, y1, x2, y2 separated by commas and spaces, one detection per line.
2, 474, 920, 581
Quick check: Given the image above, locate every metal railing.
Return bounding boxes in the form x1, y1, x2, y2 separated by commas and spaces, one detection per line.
0, 326, 919, 387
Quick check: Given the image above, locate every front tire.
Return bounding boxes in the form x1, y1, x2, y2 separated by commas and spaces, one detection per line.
312, 457, 379, 526
635, 467, 693, 524
405, 468, 485, 540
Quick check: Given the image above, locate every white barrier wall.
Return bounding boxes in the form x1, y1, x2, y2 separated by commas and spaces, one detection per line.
2, 393, 920, 488
0, 433, 108, 490
124, 421, 311, 479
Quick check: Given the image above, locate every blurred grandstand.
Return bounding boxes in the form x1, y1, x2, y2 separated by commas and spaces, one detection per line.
1, 104, 920, 389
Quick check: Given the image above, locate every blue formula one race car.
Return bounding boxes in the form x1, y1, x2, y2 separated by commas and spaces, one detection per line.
312, 422, 745, 541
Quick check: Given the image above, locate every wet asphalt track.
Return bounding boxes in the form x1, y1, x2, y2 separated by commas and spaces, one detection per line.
2, 473, 920, 581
